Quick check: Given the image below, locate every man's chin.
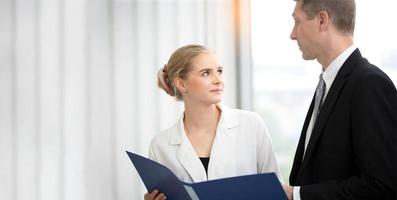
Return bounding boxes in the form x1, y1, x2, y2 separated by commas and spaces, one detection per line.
302, 54, 315, 60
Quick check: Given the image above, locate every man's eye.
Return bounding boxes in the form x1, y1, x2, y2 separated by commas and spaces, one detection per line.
217, 69, 223, 74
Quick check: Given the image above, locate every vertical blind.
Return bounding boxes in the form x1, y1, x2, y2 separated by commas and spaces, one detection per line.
0, 0, 251, 199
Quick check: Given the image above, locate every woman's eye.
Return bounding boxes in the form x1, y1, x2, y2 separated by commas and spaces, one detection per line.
202, 71, 209, 76
217, 69, 223, 74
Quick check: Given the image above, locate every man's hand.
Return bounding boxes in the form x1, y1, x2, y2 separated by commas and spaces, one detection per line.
282, 184, 293, 200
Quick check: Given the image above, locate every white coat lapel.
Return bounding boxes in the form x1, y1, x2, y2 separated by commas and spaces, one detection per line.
173, 116, 207, 182
207, 105, 239, 180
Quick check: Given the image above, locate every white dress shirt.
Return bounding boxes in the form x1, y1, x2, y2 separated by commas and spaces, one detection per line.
149, 104, 282, 183
294, 45, 357, 200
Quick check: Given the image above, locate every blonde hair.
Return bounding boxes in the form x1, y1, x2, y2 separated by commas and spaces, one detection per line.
157, 44, 210, 101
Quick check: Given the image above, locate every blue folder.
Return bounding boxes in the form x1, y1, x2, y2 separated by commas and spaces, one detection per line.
126, 151, 288, 200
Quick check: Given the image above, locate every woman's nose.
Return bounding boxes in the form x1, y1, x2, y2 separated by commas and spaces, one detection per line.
213, 73, 222, 84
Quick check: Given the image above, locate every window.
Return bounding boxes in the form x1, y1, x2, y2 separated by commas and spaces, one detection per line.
251, 0, 397, 182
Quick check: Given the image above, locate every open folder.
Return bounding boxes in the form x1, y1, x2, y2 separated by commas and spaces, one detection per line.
126, 151, 288, 200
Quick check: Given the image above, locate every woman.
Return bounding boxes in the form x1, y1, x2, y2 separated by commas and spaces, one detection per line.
144, 44, 281, 200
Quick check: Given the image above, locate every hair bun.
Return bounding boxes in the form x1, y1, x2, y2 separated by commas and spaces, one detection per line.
157, 65, 174, 96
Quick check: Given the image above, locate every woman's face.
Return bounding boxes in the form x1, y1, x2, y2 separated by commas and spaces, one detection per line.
180, 52, 224, 105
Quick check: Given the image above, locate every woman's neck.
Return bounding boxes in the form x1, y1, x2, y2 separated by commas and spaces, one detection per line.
183, 103, 221, 133
183, 102, 221, 157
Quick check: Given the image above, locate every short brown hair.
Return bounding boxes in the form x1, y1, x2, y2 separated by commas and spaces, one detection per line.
295, 0, 356, 34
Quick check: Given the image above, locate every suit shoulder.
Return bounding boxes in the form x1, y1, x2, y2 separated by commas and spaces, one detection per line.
354, 59, 389, 79
352, 59, 396, 89
348, 60, 397, 103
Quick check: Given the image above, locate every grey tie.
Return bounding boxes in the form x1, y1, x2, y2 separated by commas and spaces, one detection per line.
304, 74, 326, 152
313, 74, 326, 120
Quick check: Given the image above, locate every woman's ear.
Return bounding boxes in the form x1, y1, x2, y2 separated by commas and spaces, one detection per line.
174, 77, 187, 94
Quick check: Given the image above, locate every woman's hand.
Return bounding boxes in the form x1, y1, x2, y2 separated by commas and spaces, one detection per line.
144, 189, 167, 200
282, 184, 293, 200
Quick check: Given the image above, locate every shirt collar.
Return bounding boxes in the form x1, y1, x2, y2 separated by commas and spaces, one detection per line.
322, 44, 357, 93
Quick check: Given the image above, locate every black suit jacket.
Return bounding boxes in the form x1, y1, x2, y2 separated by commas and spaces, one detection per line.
289, 49, 397, 200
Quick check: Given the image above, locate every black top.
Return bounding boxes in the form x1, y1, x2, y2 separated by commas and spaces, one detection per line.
199, 157, 210, 174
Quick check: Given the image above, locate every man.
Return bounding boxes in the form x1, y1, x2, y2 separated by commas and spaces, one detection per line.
282, 0, 397, 199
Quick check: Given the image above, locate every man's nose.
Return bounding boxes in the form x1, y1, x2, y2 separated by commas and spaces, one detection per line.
290, 26, 297, 40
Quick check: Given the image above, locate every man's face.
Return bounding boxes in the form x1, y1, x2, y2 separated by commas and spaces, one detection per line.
290, 1, 321, 60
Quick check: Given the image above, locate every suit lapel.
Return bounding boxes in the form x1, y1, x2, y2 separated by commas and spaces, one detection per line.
294, 49, 363, 182
298, 74, 347, 175
290, 96, 315, 184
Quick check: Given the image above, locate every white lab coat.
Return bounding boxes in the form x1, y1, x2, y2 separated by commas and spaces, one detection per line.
149, 104, 281, 183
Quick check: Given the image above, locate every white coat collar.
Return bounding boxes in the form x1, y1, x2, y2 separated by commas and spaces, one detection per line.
168, 104, 238, 145
168, 104, 239, 182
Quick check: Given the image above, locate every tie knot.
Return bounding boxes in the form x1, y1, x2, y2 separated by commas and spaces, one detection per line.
319, 73, 324, 81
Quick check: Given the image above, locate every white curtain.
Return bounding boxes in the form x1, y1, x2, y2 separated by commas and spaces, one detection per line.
0, 0, 251, 199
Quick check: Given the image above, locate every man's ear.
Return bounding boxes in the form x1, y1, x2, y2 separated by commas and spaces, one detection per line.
318, 10, 330, 31
174, 77, 187, 93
